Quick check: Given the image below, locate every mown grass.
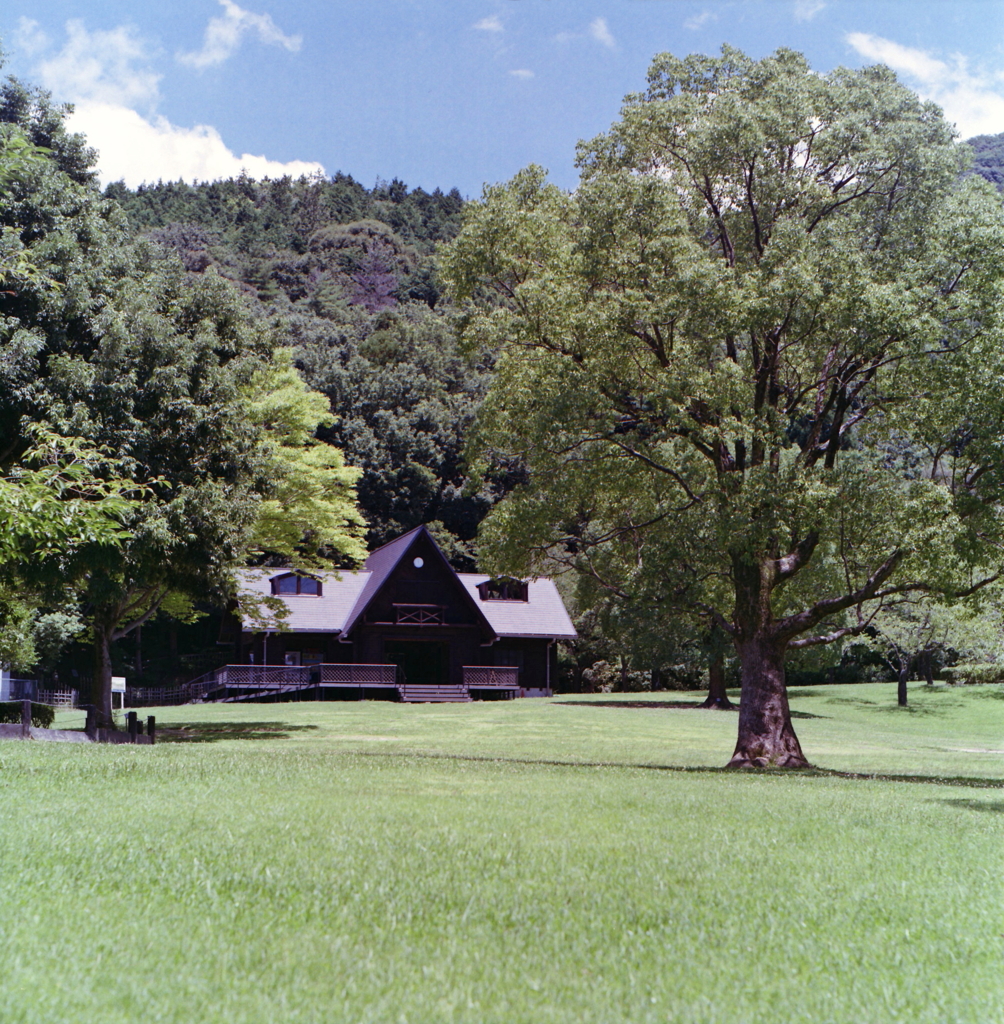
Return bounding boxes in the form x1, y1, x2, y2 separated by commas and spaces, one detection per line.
1, 683, 1001, 1023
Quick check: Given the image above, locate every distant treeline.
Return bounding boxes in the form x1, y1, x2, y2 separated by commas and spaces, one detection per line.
106, 173, 465, 255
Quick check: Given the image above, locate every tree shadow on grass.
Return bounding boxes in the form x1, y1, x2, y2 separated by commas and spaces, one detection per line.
554, 700, 824, 719
157, 722, 320, 743
819, 695, 951, 717
870, 703, 947, 716
557, 699, 719, 710
935, 798, 1004, 813
352, 750, 1004, 790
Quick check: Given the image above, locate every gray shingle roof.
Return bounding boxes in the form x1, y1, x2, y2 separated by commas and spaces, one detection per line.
236, 526, 577, 641
235, 569, 371, 633
457, 575, 578, 639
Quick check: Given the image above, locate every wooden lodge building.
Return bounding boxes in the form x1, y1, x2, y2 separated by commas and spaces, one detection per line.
210, 526, 576, 703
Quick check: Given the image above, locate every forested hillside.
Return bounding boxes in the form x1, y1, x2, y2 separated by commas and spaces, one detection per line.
0, 72, 512, 693
82, 174, 507, 685
0, 77, 385, 707
107, 174, 501, 566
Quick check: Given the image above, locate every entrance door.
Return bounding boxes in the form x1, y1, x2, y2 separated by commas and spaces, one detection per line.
383, 640, 448, 686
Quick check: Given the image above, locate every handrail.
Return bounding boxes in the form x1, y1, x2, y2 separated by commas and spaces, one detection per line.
126, 663, 399, 706
126, 663, 519, 707
463, 665, 520, 688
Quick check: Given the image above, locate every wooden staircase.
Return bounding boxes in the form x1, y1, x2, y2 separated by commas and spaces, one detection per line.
399, 683, 471, 703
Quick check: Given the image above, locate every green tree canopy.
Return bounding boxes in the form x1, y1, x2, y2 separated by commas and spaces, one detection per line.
445, 47, 1004, 767
41, 261, 366, 726
0, 125, 139, 675
114, 168, 493, 568
0, 93, 365, 723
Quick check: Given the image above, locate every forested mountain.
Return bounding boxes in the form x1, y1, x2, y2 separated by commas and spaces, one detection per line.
968, 132, 1004, 190
108, 174, 503, 568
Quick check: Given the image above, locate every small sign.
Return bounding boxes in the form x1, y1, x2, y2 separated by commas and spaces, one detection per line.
111, 676, 126, 693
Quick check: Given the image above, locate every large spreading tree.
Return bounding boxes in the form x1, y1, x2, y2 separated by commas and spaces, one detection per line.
38, 261, 365, 727
444, 47, 1004, 767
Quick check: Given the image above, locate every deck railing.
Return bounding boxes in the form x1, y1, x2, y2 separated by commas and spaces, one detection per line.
125, 663, 400, 706
126, 663, 521, 707
320, 663, 398, 685
207, 664, 398, 688
463, 666, 520, 689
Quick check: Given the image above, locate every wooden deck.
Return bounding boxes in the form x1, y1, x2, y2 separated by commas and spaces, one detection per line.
126, 664, 522, 706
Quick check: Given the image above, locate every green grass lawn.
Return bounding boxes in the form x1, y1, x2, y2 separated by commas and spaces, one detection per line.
1, 683, 1001, 1023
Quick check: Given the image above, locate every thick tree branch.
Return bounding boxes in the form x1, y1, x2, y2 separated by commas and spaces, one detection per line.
774, 531, 819, 583
775, 548, 905, 640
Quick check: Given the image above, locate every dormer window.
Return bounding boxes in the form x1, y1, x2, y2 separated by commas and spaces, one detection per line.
271, 573, 322, 597
477, 578, 529, 602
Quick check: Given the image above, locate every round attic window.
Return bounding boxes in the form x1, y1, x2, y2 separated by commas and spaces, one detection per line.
413, 557, 424, 568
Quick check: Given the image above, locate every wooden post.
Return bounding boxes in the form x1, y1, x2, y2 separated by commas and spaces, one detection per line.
146, 716, 156, 745
127, 711, 138, 742
21, 699, 31, 738
85, 706, 97, 738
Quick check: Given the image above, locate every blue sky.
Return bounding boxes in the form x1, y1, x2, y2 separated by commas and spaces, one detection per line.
2, 1, 1003, 195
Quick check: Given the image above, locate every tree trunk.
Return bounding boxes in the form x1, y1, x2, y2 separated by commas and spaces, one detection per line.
923, 652, 935, 687
897, 664, 909, 706
700, 650, 734, 709
93, 623, 115, 729
728, 634, 809, 768
169, 622, 178, 680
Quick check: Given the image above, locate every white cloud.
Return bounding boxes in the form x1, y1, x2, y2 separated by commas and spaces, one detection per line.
34, 18, 322, 186
510, 69, 534, 80
14, 17, 50, 57
473, 16, 503, 33
37, 20, 161, 108
556, 19, 616, 48
683, 11, 717, 31
847, 32, 1004, 138
794, 0, 826, 22
589, 17, 616, 49
178, 0, 301, 70
65, 101, 324, 187
847, 34, 946, 82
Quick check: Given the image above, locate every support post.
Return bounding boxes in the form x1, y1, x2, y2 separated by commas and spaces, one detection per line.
85, 706, 97, 739
146, 716, 156, 745
127, 711, 138, 742
21, 699, 31, 738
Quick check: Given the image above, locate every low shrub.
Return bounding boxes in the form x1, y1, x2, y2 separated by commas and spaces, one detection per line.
581, 660, 642, 692
0, 701, 55, 728
941, 663, 1004, 686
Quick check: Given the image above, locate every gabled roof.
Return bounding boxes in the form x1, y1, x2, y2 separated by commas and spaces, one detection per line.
340, 525, 496, 639
338, 526, 426, 637
235, 525, 577, 641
